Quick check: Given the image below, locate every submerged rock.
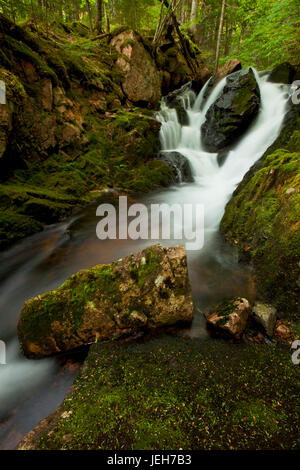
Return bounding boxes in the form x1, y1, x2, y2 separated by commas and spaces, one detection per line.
158, 151, 193, 183
268, 62, 296, 84
201, 67, 260, 152
18, 244, 193, 358
252, 302, 277, 337
111, 30, 162, 107
206, 298, 251, 338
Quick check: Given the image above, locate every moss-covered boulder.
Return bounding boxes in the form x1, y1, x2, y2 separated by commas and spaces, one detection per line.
111, 30, 162, 107
18, 244, 193, 358
201, 67, 260, 152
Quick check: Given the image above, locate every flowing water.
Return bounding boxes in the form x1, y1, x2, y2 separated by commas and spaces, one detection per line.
0, 70, 291, 449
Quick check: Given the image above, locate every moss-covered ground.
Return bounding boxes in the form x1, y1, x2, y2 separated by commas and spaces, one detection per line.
33, 334, 300, 450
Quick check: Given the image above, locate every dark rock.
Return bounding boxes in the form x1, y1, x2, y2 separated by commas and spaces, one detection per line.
268, 62, 296, 84
164, 82, 195, 126
18, 244, 194, 358
201, 67, 261, 152
158, 151, 193, 183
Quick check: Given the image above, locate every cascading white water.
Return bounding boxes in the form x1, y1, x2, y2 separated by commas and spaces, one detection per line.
156, 70, 290, 234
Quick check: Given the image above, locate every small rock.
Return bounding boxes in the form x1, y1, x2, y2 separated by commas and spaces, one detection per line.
207, 298, 251, 338
252, 301, 277, 337
274, 321, 293, 343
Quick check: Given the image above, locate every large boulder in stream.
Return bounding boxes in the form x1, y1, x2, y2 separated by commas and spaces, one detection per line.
201, 67, 261, 152
158, 151, 193, 183
111, 29, 162, 107
18, 244, 194, 358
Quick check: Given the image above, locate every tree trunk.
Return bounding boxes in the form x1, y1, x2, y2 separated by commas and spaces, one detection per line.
190, 0, 198, 33
95, 0, 103, 34
86, 0, 93, 32
104, 2, 110, 33
214, 0, 226, 76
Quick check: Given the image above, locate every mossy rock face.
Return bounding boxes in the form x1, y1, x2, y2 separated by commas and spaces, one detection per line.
268, 62, 296, 84
111, 30, 162, 107
0, 16, 175, 250
221, 125, 300, 319
201, 67, 260, 152
17, 335, 300, 450
18, 244, 193, 358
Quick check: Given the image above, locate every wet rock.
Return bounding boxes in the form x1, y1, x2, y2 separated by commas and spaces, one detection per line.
164, 82, 195, 126
111, 30, 162, 107
158, 151, 193, 183
206, 297, 251, 338
274, 321, 293, 343
201, 67, 261, 152
18, 244, 194, 358
252, 302, 277, 337
268, 62, 296, 84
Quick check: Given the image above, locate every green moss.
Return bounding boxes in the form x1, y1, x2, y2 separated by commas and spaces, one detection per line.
130, 250, 160, 288
0, 210, 42, 251
221, 147, 300, 319
214, 298, 243, 327
3, 34, 58, 85
232, 399, 279, 434
120, 38, 135, 51
35, 335, 300, 450
19, 263, 121, 347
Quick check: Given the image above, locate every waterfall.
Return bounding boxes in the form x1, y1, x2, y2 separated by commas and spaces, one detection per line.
155, 70, 290, 233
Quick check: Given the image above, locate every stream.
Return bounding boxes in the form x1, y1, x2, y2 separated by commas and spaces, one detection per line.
0, 69, 290, 449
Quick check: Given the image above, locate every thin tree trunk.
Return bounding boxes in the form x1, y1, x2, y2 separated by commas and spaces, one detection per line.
189, 0, 198, 34
162, 0, 197, 73
104, 3, 110, 33
86, 0, 93, 32
214, 0, 226, 76
95, 0, 103, 34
